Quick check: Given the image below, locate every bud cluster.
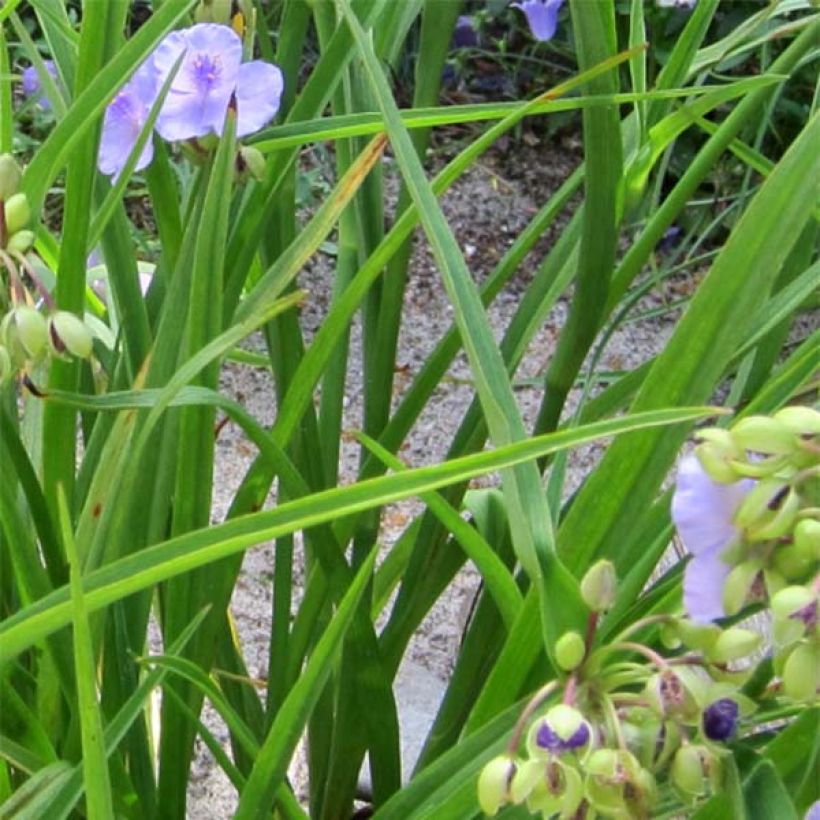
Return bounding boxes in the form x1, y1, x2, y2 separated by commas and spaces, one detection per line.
475, 546, 812, 818
0, 154, 35, 254
691, 409, 819, 701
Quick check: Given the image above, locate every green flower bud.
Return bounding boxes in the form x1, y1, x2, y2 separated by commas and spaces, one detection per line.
671, 744, 721, 800
3, 192, 30, 235
674, 619, 722, 653
695, 428, 745, 483
194, 0, 231, 23
735, 479, 797, 540
707, 627, 762, 664
773, 406, 820, 437
0, 153, 22, 200
771, 586, 817, 647
48, 311, 93, 359
584, 749, 655, 818
722, 560, 765, 618
528, 704, 592, 759
555, 631, 586, 672
782, 642, 819, 702
731, 415, 796, 456
645, 668, 700, 720
794, 519, 820, 560
512, 758, 584, 817
477, 754, 517, 816
5, 306, 48, 359
773, 538, 816, 580
6, 229, 35, 253
580, 560, 617, 612
237, 145, 266, 182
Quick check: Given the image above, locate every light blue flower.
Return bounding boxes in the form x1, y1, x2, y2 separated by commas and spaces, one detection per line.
21, 60, 58, 109
512, 0, 564, 42
98, 59, 158, 179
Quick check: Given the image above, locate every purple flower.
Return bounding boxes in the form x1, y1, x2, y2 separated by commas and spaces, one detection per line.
702, 699, 739, 741
98, 59, 158, 180
672, 455, 753, 622
22, 60, 58, 109
512, 0, 564, 42
153, 23, 243, 141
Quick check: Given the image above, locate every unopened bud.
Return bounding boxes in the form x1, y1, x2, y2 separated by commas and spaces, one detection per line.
580, 560, 617, 612
773, 406, 820, 437
6, 306, 48, 359
0, 154, 22, 200
48, 311, 93, 359
194, 0, 231, 23
771, 586, 817, 647
237, 145, 266, 181
645, 669, 700, 720
674, 619, 721, 653
6, 229, 35, 253
477, 754, 517, 816
695, 428, 744, 483
671, 744, 721, 799
554, 631, 586, 672
782, 642, 819, 701
794, 519, 820, 560
735, 479, 797, 540
707, 627, 762, 664
4, 192, 30, 235
722, 560, 764, 617
731, 415, 796, 456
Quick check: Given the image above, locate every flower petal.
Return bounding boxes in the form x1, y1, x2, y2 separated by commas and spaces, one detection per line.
671, 455, 752, 558
98, 88, 154, 179
684, 552, 731, 623
236, 61, 284, 138
512, 0, 564, 42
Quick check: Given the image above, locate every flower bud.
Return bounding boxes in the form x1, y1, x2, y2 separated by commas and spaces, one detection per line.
528, 705, 591, 758
735, 479, 797, 541
4, 306, 48, 359
794, 519, 820, 560
702, 698, 739, 742
554, 631, 586, 672
585, 749, 655, 818
511, 758, 584, 817
0, 154, 21, 200
580, 560, 617, 612
3, 192, 30, 235
48, 311, 93, 359
477, 754, 517, 816
771, 586, 817, 647
695, 428, 745, 483
6, 229, 35, 253
731, 415, 796, 456
722, 560, 765, 618
773, 406, 820, 437
674, 619, 722, 653
707, 627, 762, 664
237, 145, 266, 182
645, 669, 700, 720
781, 642, 819, 702
671, 744, 721, 800
194, 0, 232, 23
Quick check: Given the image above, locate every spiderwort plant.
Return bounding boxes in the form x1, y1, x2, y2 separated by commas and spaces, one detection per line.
512, 0, 565, 42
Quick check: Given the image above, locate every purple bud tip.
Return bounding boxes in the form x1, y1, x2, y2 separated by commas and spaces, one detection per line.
536, 720, 589, 752
703, 698, 739, 741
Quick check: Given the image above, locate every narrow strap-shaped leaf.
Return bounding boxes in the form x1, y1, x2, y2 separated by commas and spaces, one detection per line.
233, 547, 379, 818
